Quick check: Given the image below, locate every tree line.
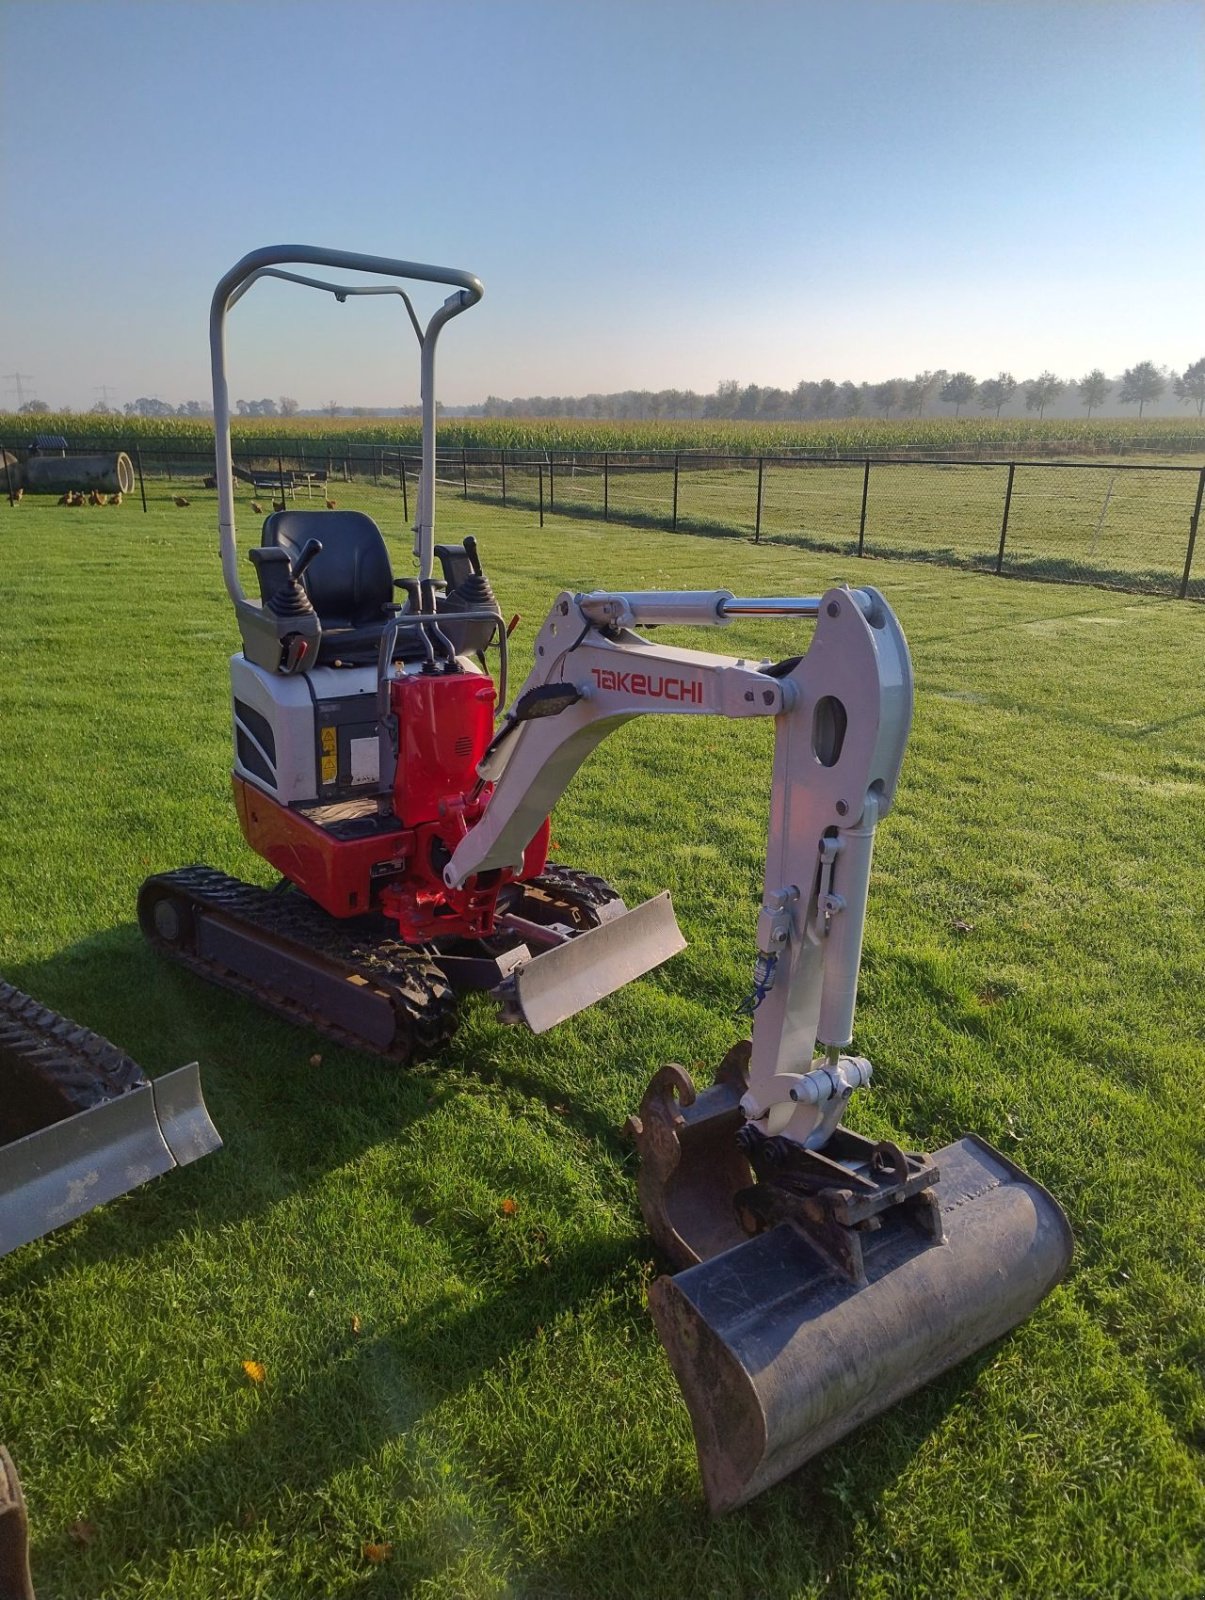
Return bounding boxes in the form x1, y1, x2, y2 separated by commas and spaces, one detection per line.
477, 358, 1205, 423
11, 359, 1204, 423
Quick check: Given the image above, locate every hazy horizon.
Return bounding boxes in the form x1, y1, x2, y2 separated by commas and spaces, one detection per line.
2, 0, 1201, 413
5, 370, 1195, 423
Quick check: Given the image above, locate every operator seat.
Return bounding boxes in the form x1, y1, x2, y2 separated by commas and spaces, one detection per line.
261, 509, 394, 666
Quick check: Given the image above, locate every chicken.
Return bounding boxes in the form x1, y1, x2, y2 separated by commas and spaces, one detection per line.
251, 500, 264, 515
89, 490, 107, 506
174, 496, 190, 508
11, 487, 23, 503
58, 492, 71, 505
272, 499, 286, 513
110, 492, 123, 507
325, 498, 337, 509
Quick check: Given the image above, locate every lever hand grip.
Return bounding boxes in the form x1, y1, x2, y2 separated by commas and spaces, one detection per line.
291, 538, 323, 581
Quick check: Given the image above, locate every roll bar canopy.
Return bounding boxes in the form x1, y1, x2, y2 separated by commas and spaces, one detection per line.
209, 245, 484, 603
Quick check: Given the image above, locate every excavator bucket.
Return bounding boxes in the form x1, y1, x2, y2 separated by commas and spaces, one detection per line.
0, 982, 221, 1257
629, 1056, 1073, 1514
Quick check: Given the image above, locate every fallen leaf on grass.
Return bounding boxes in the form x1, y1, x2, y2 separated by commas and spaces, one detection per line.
362, 1541, 394, 1563
350, 1313, 362, 1336
309, 1053, 322, 1067
499, 1198, 518, 1217
242, 1359, 266, 1384
68, 1520, 97, 1546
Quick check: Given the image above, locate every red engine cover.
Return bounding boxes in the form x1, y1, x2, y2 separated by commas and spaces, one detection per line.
236, 669, 550, 943
391, 672, 496, 826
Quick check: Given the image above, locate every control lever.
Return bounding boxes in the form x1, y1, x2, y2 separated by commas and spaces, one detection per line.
290, 537, 323, 581
420, 577, 457, 665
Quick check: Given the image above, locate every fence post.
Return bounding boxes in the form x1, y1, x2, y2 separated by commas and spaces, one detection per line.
374, 448, 380, 487
539, 463, 545, 527
135, 445, 148, 513
500, 448, 507, 507
858, 459, 871, 556
1, 444, 12, 506
277, 453, 286, 507
1178, 465, 1205, 599
754, 456, 764, 543
462, 446, 469, 500
548, 452, 555, 511
996, 462, 1016, 576
399, 456, 408, 522
603, 452, 609, 521
672, 453, 679, 531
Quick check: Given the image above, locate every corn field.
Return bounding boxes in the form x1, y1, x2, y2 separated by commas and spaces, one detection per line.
5, 412, 1205, 459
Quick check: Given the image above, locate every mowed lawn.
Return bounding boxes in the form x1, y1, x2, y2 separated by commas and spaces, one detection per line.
0, 486, 1202, 1600
468, 454, 1205, 597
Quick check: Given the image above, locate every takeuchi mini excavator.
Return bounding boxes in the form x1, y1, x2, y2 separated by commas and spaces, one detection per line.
139, 246, 1072, 1514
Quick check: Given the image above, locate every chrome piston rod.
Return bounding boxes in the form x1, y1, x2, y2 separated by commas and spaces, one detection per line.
579, 590, 873, 629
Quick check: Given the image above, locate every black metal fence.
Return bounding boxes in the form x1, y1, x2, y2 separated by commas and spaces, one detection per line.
4, 440, 1202, 602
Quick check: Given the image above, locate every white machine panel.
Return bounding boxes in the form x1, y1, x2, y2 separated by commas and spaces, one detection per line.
230, 655, 378, 804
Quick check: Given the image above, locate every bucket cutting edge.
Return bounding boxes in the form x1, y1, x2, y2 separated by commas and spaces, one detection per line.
648, 1133, 1073, 1515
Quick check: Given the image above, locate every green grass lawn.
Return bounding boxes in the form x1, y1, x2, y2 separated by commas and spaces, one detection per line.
0, 484, 1202, 1599
455, 455, 1204, 598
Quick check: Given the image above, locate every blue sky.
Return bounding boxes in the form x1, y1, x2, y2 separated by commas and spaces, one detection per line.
1, 0, 1201, 410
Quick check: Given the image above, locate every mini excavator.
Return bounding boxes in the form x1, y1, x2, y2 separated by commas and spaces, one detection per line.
140, 247, 1071, 1513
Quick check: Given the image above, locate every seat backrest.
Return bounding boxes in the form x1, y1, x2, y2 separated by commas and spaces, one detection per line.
262, 510, 393, 627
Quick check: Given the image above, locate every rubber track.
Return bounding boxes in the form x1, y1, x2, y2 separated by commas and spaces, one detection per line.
504, 863, 626, 926
139, 863, 625, 1066
0, 980, 147, 1118
139, 865, 458, 1065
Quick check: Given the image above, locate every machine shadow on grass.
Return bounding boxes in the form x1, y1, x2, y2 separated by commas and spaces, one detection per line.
0, 920, 640, 1292
2, 927, 1075, 1594
29, 1224, 1001, 1600
30, 1237, 638, 1592
0, 934, 438, 1276
516, 1353, 1001, 1600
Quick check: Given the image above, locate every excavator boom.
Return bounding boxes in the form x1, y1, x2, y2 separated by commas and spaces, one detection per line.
449, 581, 1071, 1512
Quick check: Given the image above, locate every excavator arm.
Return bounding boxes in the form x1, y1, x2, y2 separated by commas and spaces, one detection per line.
448, 584, 912, 1148
453, 583, 1070, 1517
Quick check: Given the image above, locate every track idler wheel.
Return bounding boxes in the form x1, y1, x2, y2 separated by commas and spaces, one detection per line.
137, 880, 196, 953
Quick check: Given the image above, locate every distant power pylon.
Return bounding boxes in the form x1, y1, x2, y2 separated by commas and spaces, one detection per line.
94, 384, 118, 410
4, 373, 35, 409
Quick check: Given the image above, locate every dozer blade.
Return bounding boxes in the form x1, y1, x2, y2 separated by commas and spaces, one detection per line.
0, 1064, 221, 1258
648, 1133, 1072, 1514
499, 891, 686, 1034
